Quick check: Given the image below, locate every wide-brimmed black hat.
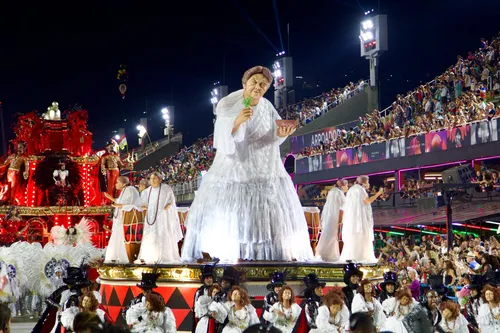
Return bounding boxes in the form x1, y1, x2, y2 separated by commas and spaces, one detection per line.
468, 274, 483, 290
137, 272, 161, 290
428, 274, 447, 295
63, 267, 92, 288
220, 267, 240, 286
380, 271, 399, 291
200, 264, 216, 282
266, 271, 288, 291
343, 263, 364, 285
303, 273, 326, 294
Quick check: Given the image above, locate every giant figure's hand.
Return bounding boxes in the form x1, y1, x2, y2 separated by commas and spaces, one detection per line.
234, 107, 253, 128
277, 126, 296, 137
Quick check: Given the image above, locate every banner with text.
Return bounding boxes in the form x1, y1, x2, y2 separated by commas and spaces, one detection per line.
294, 120, 497, 174
289, 120, 358, 153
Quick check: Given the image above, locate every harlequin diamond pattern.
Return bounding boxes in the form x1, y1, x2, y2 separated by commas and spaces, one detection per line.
100, 284, 199, 329
100, 284, 276, 329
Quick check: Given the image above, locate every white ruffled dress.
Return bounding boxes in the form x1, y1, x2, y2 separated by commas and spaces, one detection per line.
262, 302, 302, 333
126, 301, 177, 333
181, 90, 314, 262
381, 297, 418, 333
478, 303, 500, 333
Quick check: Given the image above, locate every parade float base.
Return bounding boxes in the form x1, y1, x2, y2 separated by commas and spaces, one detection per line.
98, 261, 388, 331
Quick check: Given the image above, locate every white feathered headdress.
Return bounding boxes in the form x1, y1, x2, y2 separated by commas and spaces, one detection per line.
24, 242, 79, 299
51, 217, 92, 246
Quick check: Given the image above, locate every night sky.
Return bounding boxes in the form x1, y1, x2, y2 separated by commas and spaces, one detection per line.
0, 0, 499, 153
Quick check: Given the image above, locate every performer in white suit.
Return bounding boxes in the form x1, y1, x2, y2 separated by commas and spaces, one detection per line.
104, 176, 141, 263
339, 175, 383, 263
181, 66, 313, 262
137, 172, 182, 264
315, 180, 348, 262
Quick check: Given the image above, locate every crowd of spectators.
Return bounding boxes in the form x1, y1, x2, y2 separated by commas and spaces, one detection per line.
277, 79, 367, 125
297, 34, 500, 158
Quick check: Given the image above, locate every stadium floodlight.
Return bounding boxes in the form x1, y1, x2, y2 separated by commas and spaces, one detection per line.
213, 88, 218, 96
162, 114, 169, 120
137, 125, 147, 138
274, 69, 282, 78
362, 19, 374, 30
211, 97, 218, 104
361, 31, 374, 42
114, 134, 120, 140
161, 108, 169, 115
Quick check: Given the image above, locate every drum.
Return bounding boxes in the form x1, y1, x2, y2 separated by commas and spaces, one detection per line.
122, 209, 145, 263
303, 206, 320, 248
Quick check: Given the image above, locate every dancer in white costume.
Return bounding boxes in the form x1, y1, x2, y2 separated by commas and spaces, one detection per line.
137, 172, 182, 264
339, 175, 383, 263
104, 176, 141, 263
181, 66, 313, 262
315, 180, 348, 262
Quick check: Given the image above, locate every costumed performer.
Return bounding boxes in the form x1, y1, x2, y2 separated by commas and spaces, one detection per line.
214, 267, 241, 303
464, 275, 483, 333
380, 287, 418, 333
181, 66, 313, 262
297, 273, 325, 331
262, 286, 301, 333
351, 279, 385, 331
122, 270, 162, 320
193, 264, 216, 332
309, 290, 349, 333
50, 218, 92, 247
126, 292, 177, 333
262, 271, 287, 321
315, 180, 348, 262
0, 141, 29, 204
61, 291, 108, 332
136, 171, 182, 264
379, 271, 399, 304
53, 162, 69, 188
194, 284, 226, 333
100, 141, 127, 198
341, 263, 363, 311
477, 284, 500, 333
339, 175, 383, 263
104, 176, 141, 263
438, 301, 469, 333
213, 286, 259, 333
139, 179, 150, 200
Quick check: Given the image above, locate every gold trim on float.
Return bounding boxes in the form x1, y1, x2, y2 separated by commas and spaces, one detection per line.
0, 206, 112, 216
98, 264, 390, 283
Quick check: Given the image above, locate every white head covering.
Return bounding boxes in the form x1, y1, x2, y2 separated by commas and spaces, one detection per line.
215, 89, 244, 116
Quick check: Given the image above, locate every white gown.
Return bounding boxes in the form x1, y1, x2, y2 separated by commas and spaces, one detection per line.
61, 306, 106, 331
381, 298, 418, 333
309, 304, 349, 333
262, 302, 302, 333
477, 303, 500, 333
315, 187, 344, 261
339, 184, 377, 263
126, 301, 177, 333
215, 302, 260, 333
138, 184, 183, 264
438, 313, 469, 333
105, 186, 141, 263
181, 90, 314, 262
351, 294, 386, 329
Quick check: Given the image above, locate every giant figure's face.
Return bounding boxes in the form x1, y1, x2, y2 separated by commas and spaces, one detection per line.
243, 74, 270, 103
